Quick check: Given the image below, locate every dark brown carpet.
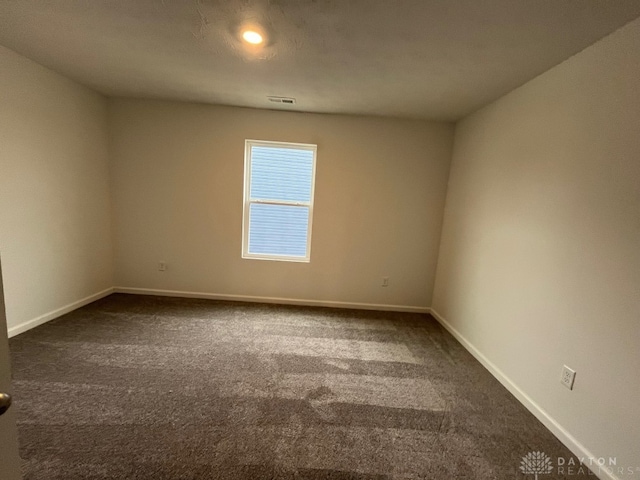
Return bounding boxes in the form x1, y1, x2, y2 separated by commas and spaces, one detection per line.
9, 294, 589, 479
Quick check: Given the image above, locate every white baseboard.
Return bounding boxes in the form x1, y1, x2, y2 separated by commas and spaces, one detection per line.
7, 287, 114, 338
114, 287, 430, 314
429, 308, 617, 480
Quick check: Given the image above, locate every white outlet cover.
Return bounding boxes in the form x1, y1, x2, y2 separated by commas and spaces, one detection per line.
561, 365, 576, 390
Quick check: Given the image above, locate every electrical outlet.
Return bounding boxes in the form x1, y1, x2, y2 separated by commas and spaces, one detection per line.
158, 262, 167, 272
560, 365, 576, 390
382, 277, 389, 287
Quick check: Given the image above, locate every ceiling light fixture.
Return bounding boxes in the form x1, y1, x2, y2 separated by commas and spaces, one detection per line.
242, 30, 263, 45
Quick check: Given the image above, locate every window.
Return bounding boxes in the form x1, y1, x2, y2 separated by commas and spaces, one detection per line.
242, 139, 317, 262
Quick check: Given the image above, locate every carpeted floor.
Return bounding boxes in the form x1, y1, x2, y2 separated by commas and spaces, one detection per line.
9, 294, 590, 479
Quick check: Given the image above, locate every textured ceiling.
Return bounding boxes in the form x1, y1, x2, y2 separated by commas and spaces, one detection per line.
1, 1, 639, 120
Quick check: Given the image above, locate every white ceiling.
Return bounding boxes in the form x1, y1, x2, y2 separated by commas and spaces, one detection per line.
1, 1, 639, 120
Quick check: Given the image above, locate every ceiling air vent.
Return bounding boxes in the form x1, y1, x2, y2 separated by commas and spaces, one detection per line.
267, 96, 296, 105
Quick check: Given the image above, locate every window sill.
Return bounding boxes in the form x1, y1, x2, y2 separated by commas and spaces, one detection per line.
242, 253, 310, 263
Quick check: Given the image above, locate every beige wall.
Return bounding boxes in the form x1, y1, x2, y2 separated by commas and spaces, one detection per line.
109, 100, 453, 309
0, 45, 113, 335
433, 17, 640, 475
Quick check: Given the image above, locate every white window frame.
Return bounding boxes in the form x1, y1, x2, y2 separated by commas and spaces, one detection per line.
242, 139, 317, 262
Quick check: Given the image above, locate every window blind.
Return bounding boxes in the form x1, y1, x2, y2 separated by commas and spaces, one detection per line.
244, 143, 316, 260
